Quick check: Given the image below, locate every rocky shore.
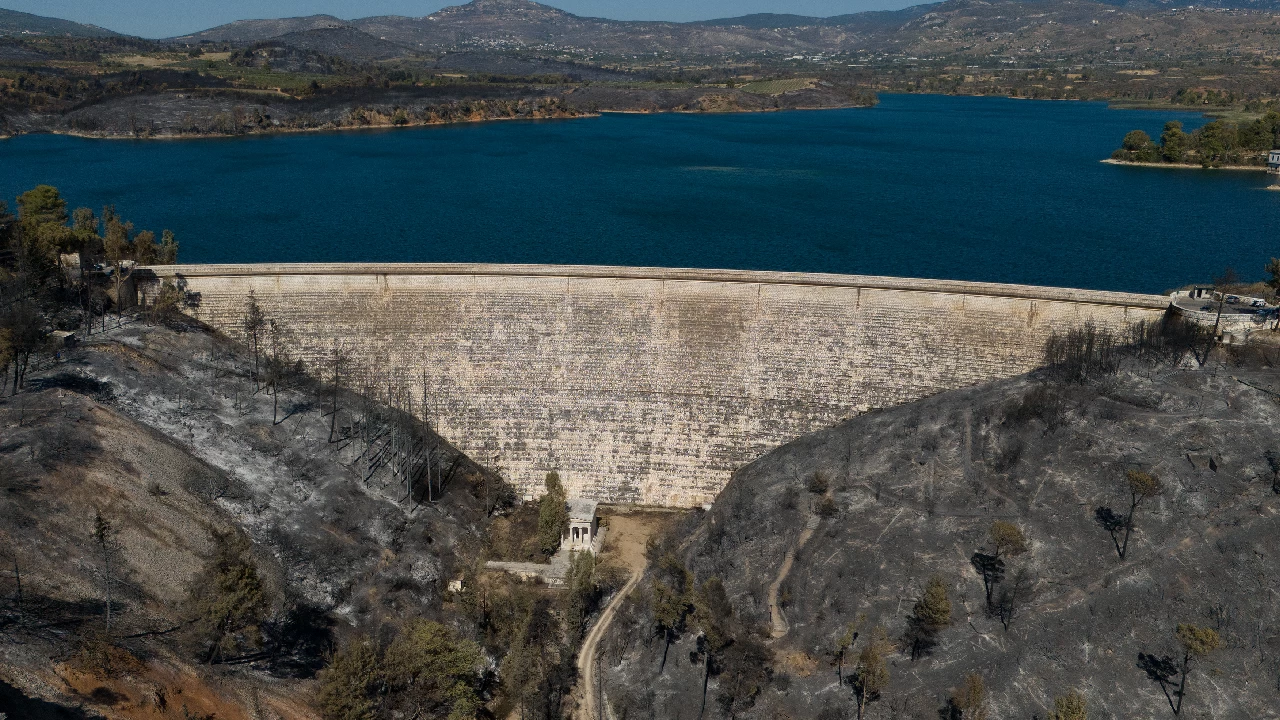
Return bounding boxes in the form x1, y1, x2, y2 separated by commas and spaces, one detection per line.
0, 83, 876, 140
1101, 158, 1268, 171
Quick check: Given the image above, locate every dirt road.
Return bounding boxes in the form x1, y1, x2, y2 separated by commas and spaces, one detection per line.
574, 512, 668, 720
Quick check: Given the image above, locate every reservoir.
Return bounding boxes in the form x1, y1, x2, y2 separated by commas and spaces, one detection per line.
1, 93, 1275, 294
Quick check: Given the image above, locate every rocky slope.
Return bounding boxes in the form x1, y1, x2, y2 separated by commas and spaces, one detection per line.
597, 347, 1280, 719
0, 319, 510, 718
0, 8, 121, 38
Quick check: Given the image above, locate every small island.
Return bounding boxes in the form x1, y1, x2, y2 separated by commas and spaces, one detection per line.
1107, 112, 1280, 170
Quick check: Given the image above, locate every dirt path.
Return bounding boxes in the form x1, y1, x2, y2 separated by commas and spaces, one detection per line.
767, 512, 820, 639
575, 512, 668, 720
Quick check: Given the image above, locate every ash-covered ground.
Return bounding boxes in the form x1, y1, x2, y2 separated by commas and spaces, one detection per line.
0, 318, 510, 717
599, 348, 1280, 719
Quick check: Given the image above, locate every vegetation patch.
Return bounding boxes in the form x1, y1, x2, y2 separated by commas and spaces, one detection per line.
739, 78, 816, 95
1111, 112, 1280, 168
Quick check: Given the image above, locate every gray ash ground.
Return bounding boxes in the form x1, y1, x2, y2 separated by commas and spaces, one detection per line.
600, 350, 1280, 719
0, 319, 506, 712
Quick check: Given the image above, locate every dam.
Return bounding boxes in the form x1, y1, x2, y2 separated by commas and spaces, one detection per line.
141, 263, 1170, 506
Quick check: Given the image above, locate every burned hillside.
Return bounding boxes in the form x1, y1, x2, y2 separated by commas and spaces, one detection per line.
0, 318, 514, 718
598, 344, 1280, 719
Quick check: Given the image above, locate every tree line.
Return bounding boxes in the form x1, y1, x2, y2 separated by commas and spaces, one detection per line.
1112, 112, 1280, 167
1, 183, 181, 395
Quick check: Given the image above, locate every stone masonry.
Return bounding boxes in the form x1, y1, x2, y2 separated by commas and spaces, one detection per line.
141, 263, 1170, 506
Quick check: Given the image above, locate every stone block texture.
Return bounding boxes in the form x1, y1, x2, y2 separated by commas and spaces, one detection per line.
145, 264, 1169, 506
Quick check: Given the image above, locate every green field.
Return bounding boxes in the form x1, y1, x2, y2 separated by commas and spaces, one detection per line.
739, 78, 816, 95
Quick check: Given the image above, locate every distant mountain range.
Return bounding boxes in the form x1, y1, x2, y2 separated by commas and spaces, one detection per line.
150, 0, 934, 57
5, 0, 1280, 62
167, 0, 1280, 61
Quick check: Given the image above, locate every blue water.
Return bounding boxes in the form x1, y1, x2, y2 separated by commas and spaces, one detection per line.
1, 94, 1276, 293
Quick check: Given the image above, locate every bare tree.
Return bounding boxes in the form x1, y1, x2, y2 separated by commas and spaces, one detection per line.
0, 538, 21, 610
92, 510, 118, 633
240, 291, 266, 391
326, 341, 350, 443
993, 568, 1034, 631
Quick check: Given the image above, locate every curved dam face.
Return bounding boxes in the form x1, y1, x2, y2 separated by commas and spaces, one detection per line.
144, 264, 1169, 506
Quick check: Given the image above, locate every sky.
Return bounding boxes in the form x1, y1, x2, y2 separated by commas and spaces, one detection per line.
6, 0, 918, 38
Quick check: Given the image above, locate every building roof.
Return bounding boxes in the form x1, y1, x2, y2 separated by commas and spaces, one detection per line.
568, 498, 598, 522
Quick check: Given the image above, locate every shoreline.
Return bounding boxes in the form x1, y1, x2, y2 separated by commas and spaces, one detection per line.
2, 97, 875, 142
1100, 158, 1269, 172
3, 110, 603, 142
0, 90, 1221, 144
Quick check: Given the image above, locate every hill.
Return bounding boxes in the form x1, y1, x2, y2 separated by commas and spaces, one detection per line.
0, 7, 121, 38
160, 0, 1280, 62
171, 14, 352, 44
0, 319, 513, 716
597, 343, 1280, 718
266, 26, 414, 62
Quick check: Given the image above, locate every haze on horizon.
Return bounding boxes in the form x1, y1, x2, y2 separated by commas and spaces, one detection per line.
3, 0, 920, 38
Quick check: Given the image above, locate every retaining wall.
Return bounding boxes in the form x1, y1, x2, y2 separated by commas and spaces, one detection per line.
142, 264, 1170, 506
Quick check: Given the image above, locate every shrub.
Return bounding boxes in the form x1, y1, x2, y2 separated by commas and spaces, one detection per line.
913, 576, 952, 629
815, 497, 838, 518
183, 531, 269, 663
947, 673, 988, 720
1044, 322, 1121, 382
1122, 129, 1153, 151
316, 640, 379, 720
68, 631, 145, 679
536, 471, 568, 555
905, 576, 951, 660
317, 622, 484, 720
1050, 689, 1088, 720
781, 486, 799, 510
1005, 384, 1066, 432
989, 521, 1028, 557
807, 471, 829, 494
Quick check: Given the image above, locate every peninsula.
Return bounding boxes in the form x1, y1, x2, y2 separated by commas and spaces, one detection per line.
1109, 111, 1280, 169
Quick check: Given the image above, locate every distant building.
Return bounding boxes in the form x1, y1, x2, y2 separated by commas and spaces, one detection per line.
565, 499, 600, 552
1270, 150, 1280, 188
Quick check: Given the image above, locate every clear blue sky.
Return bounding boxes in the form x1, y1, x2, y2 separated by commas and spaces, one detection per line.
6, 0, 917, 38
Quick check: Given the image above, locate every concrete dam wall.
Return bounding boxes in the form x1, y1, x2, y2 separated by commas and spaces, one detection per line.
143, 264, 1170, 506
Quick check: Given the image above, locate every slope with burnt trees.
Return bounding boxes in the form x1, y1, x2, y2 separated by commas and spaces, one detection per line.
598, 325, 1280, 719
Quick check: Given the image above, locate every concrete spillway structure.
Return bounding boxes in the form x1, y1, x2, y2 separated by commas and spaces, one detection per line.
142, 264, 1170, 506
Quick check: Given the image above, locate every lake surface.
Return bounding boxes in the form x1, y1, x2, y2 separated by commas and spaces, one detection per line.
2, 94, 1277, 294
